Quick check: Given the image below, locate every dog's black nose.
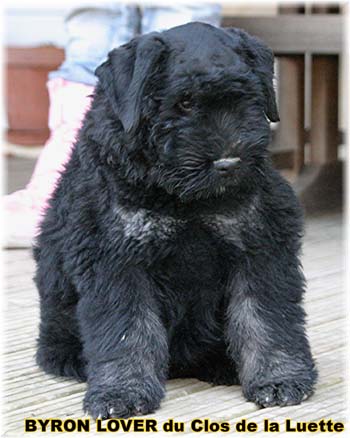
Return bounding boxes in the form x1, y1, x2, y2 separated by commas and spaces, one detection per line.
214, 158, 241, 175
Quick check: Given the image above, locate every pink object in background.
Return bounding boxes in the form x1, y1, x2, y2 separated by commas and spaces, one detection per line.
3, 78, 94, 247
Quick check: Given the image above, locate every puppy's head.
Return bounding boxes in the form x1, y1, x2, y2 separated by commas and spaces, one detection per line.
95, 22, 279, 201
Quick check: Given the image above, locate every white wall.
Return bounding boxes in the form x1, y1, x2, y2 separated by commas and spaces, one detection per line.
5, 8, 68, 47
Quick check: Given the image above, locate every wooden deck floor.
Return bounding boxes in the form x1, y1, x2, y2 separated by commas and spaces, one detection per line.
3, 211, 346, 437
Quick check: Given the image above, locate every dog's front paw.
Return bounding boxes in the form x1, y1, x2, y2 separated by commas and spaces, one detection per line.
84, 383, 164, 419
245, 380, 314, 408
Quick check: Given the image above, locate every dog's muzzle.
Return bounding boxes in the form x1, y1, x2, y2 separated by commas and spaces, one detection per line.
213, 158, 241, 176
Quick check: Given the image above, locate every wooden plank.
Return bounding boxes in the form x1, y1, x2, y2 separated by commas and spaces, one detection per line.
6, 46, 64, 68
275, 56, 305, 173
310, 55, 339, 164
222, 15, 343, 55
274, 6, 305, 173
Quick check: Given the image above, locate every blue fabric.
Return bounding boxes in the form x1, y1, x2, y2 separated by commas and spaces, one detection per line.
49, 5, 140, 85
142, 4, 221, 33
50, 4, 222, 86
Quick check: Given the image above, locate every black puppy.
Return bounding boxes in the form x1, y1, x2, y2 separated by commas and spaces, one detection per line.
34, 22, 317, 419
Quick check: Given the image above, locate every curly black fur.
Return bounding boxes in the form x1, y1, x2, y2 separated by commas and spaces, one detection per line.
34, 22, 317, 419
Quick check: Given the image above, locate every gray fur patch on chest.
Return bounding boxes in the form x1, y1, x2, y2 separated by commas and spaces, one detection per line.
204, 214, 244, 249
114, 206, 182, 242
203, 196, 261, 250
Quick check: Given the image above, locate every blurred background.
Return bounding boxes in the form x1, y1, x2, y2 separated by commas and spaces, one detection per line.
3, 3, 347, 434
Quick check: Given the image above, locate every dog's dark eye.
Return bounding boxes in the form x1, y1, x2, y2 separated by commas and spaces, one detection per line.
178, 99, 192, 112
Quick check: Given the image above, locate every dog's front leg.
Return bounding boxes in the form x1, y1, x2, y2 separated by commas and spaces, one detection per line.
225, 253, 317, 407
78, 266, 168, 419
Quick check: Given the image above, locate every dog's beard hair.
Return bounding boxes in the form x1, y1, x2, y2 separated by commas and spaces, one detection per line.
156, 163, 229, 201
152, 151, 209, 200
144, 104, 271, 201
148, 123, 236, 200
150, 138, 267, 201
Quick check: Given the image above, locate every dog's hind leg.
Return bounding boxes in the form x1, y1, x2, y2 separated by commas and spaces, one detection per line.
168, 341, 239, 386
169, 349, 239, 386
35, 258, 86, 382
193, 348, 239, 386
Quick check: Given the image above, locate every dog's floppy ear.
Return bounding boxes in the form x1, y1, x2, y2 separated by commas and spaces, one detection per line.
95, 33, 167, 133
226, 28, 280, 122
